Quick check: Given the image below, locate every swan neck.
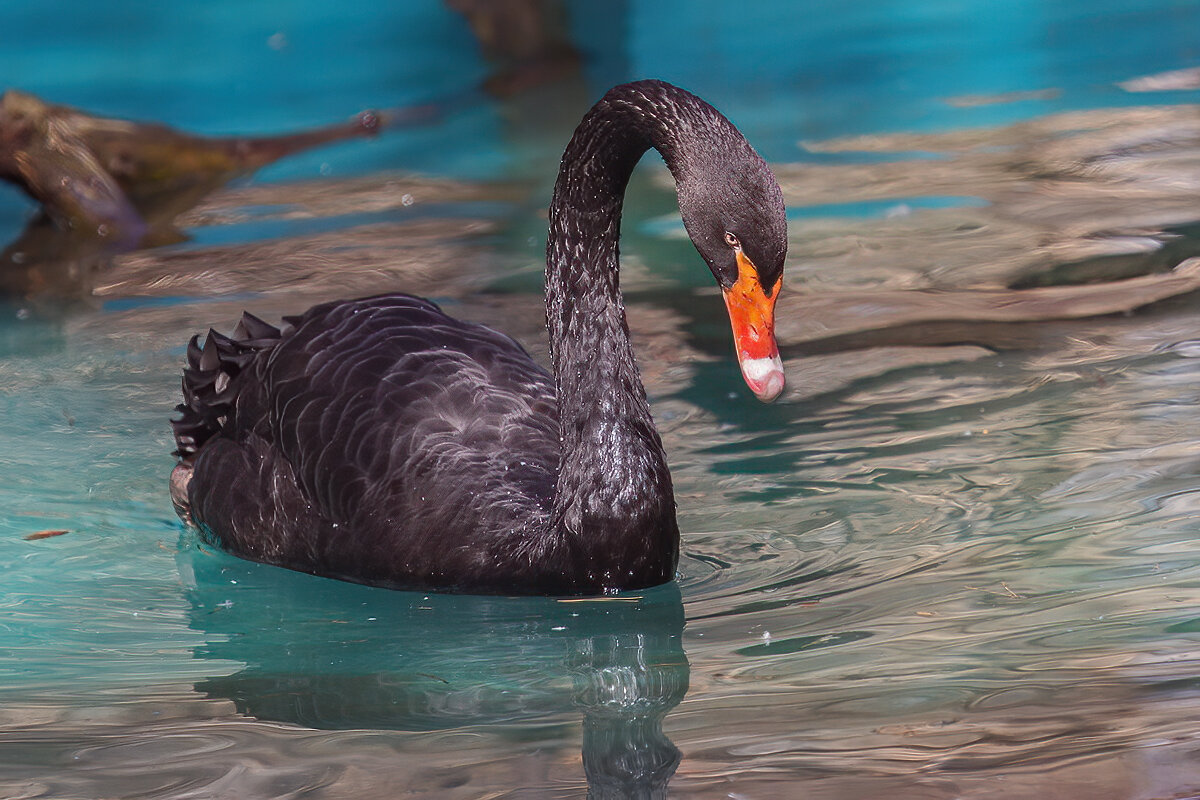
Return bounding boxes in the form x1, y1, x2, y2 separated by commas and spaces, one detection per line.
542, 83, 684, 583
545, 85, 690, 400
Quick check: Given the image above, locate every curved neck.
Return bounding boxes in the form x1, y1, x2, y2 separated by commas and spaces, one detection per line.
546, 87, 680, 421
543, 82, 695, 579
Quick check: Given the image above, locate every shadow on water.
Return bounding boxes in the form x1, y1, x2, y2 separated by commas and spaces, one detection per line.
179, 537, 689, 798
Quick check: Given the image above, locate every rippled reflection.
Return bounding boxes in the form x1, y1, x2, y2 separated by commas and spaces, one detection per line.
181, 538, 689, 797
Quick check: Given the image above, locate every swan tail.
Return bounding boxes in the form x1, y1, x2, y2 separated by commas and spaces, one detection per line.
171, 312, 281, 459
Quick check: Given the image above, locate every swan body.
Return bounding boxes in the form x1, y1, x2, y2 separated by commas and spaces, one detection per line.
172, 80, 788, 595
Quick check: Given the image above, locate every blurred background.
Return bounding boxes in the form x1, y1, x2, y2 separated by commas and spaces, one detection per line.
5, 0, 1198, 215
2, 2, 1200, 799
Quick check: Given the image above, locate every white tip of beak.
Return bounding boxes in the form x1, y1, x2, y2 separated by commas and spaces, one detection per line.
740, 354, 785, 402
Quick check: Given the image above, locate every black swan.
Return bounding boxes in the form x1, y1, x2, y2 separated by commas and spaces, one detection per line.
171, 80, 787, 595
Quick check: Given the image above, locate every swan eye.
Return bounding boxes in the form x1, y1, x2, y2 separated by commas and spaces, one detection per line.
724, 231, 740, 248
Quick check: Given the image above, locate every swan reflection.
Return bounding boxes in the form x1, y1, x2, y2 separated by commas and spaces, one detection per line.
180, 540, 689, 797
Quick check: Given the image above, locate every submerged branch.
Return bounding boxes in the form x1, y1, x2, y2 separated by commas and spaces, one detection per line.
0, 90, 433, 299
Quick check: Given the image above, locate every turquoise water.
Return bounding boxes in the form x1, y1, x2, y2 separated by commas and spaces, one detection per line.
3, 1, 1200, 797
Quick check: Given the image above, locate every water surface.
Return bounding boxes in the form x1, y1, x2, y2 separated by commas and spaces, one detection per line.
2, 1, 1200, 797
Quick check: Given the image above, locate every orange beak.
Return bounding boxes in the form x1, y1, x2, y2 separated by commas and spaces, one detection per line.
721, 250, 785, 402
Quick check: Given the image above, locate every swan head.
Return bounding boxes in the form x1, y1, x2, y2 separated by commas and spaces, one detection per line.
677, 145, 788, 403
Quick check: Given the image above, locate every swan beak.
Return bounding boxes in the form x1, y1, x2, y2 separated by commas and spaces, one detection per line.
722, 250, 785, 402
